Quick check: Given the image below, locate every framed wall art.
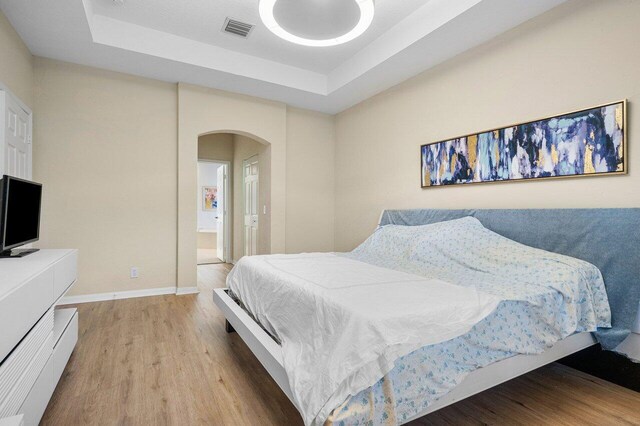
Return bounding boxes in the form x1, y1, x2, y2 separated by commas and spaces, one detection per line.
203, 186, 218, 210
421, 100, 626, 188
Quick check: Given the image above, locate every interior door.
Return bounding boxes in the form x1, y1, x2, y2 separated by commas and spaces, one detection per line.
243, 156, 259, 257
216, 164, 226, 262
2, 92, 31, 179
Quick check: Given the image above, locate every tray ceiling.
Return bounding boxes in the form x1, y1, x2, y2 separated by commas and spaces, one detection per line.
0, 0, 567, 113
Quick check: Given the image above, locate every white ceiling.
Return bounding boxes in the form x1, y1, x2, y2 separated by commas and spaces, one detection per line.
90, 0, 424, 74
0, 0, 567, 113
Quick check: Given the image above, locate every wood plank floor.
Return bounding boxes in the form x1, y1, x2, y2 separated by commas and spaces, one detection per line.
42, 264, 640, 425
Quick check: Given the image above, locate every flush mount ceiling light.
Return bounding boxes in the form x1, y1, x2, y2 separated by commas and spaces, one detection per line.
259, 0, 375, 47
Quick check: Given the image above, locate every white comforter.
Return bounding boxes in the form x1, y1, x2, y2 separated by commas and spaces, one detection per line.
227, 253, 499, 425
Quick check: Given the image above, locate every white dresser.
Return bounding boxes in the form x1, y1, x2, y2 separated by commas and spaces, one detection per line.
0, 249, 78, 425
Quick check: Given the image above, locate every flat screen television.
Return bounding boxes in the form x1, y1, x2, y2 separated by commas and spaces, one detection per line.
0, 175, 42, 258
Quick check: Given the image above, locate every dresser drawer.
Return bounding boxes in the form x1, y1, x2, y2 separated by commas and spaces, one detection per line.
16, 354, 54, 426
0, 311, 54, 418
0, 310, 54, 407
15, 309, 77, 426
0, 415, 24, 426
0, 270, 54, 364
53, 251, 78, 302
52, 309, 78, 385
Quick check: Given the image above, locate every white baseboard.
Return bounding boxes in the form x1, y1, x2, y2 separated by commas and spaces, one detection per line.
176, 287, 199, 295
59, 286, 177, 305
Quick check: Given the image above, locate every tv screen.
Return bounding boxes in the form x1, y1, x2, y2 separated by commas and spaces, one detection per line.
1, 175, 42, 251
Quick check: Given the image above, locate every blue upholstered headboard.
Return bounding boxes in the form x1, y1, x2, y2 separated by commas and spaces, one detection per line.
379, 208, 640, 351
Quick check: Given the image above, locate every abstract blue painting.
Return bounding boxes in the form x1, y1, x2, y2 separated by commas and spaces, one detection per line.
421, 101, 626, 187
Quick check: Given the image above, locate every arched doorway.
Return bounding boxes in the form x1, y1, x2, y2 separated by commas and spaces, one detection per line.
196, 131, 272, 267
176, 84, 287, 294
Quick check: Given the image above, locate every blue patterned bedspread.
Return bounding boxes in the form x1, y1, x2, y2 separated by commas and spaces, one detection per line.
329, 217, 611, 425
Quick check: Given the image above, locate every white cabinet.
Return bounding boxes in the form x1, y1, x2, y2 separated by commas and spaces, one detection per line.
18, 310, 78, 426
0, 250, 78, 425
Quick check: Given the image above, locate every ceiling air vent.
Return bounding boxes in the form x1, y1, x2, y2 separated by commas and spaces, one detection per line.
222, 18, 254, 38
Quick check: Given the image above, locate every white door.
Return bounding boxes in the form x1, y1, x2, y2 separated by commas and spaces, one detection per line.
216, 165, 226, 261
243, 156, 259, 257
1, 91, 32, 179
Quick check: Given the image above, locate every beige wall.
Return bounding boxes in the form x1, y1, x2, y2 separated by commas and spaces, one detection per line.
177, 83, 288, 288
198, 119, 335, 262
0, 10, 33, 107
198, 133, 234, 162
334, 0, 640, 251
33, 58, 178, 296
232, 134, 271, 261
286, 107, 335, 253
28, 66, 335, 296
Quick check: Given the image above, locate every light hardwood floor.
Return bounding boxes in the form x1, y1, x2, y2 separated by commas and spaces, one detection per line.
197, 248, 223, 265
42, 264, 640, 425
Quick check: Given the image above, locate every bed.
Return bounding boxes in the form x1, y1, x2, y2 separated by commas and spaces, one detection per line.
213, 208, 640, 426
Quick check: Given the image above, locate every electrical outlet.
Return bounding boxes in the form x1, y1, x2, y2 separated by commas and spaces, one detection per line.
130, 267, 139, 279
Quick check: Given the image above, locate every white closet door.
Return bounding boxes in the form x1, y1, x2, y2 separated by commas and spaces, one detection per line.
243, 156, 259, 257
2, 91, 32, 179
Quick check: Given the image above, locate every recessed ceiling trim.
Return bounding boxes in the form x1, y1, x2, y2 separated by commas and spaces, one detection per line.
328, 0, 482, 92
259, 0, 375, 47
89, 14, 328, 94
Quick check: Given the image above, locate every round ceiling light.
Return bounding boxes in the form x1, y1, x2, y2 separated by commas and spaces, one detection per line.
259, 0, 375, 47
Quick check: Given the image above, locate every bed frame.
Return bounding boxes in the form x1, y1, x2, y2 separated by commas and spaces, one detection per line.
213, 288, 596, 423
213, 207, 640, 423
